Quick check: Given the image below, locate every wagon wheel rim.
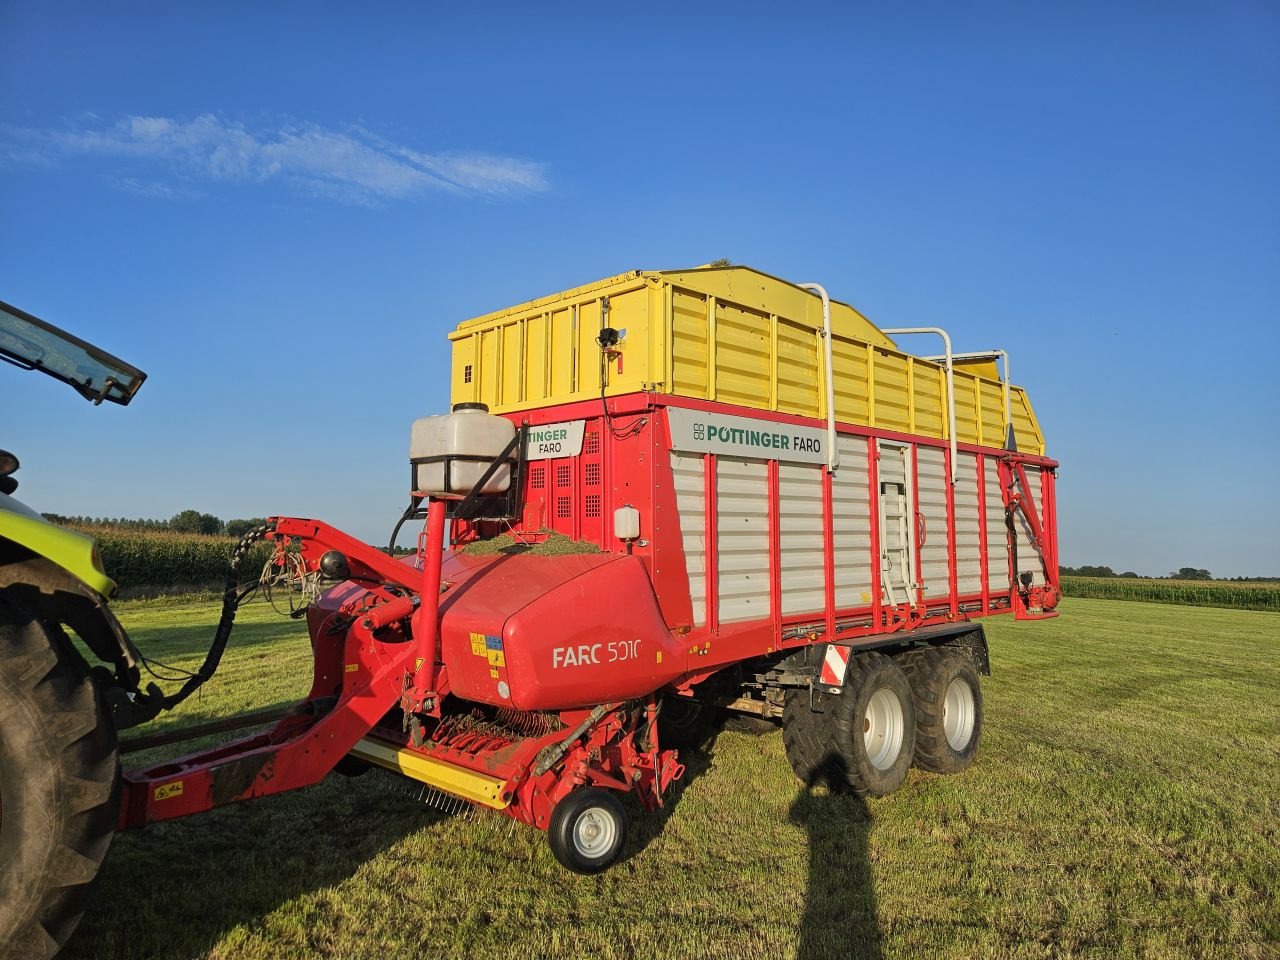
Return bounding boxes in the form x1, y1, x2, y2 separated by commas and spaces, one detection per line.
943, 677, 976, 750
863, 688, 905, 770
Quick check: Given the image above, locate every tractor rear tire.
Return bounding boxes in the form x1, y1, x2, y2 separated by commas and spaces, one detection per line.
547, 788, 627, 874
0, 603, 120, 960
826, 652, 917, 797
904, 647, 983, 774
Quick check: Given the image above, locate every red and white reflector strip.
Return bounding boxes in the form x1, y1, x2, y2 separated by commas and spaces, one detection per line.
819, 644, 851, 688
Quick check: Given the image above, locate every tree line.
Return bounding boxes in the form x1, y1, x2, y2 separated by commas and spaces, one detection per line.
42, 510, 268, 539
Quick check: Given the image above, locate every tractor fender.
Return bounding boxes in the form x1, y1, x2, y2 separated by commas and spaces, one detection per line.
0, 537, 141, 686
0, 491, 116, 597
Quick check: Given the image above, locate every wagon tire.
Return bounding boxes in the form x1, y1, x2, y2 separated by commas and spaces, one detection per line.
827, 652, 917, 796
659, 694, 719, 750
782, 688, 835, 787
0, 601, 120, 960
904, 648, 983, 774
547, 788, 627, 874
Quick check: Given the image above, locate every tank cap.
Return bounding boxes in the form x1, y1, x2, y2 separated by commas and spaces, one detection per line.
452, 402, 490, 413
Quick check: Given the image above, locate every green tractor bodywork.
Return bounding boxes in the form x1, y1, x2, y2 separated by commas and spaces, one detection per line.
0, 500, 117, 597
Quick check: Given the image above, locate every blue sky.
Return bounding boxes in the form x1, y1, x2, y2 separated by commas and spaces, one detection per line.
3, 2, 1277, 576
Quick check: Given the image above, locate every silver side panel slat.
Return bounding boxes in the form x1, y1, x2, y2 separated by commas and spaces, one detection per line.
778, 463, 826, 616
716, 457, 770, 623
916, 445, 951, 598
671, 452, 707, 626
954, 453, 983, 595
832, 436, 874, 608
985, 466, 1009, 593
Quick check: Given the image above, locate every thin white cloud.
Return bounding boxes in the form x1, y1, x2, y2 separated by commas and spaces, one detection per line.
4, 114, 549, 203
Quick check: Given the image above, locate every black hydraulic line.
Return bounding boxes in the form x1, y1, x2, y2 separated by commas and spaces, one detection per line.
388, 498, 427, 553
155, 522, 274, 711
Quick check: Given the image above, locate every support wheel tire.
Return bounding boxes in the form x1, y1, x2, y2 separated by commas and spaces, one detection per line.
827, 652, 917, 797
0, 603, 120, 960
547, 788, 627, 874
904, 648, 982, 774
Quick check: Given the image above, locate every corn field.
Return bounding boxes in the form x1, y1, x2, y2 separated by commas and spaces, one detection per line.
1061, 576, 1280, 612
72, 526, 274, 596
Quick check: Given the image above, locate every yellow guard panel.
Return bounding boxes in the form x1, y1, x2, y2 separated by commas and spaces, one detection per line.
449, 266, 1045, 454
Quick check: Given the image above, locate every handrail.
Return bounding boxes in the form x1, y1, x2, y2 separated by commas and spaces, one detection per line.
797, 283, 839, 472
882, 327, 957, 483
925, 349, 1012, 449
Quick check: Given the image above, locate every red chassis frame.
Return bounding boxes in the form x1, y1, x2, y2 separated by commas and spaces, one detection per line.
116, 512, 683, 832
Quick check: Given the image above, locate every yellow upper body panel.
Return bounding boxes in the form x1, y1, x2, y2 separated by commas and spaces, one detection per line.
448, 266, 1045, 455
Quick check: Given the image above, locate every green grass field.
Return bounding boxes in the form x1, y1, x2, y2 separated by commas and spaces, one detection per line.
62, 597, 1279, 960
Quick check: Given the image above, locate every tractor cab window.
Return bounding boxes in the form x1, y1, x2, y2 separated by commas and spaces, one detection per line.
0, 299, 146, 405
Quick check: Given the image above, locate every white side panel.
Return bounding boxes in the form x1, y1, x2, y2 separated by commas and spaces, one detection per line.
954, 453, 983, 596
985, 465, 1009, 594
1011, 466, 1046, 587
670, 452, 706, 627
778, 463, 826, 616
916, 446, 951, 599
716, 457, 770, 623
832, 436, 874, 609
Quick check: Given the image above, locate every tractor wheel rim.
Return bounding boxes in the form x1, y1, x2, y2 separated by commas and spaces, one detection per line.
863, 688, 905, 770
943, 678, 976, 750
572, 807, 617, 858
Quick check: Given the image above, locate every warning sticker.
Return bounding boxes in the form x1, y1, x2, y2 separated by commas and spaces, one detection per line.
155, 781, 184, 801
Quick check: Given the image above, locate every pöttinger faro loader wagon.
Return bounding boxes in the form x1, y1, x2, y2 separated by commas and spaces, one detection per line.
0, 267, 1059, 959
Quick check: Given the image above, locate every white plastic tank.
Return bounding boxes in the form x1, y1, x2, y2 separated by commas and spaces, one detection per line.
410, 403, 515, 497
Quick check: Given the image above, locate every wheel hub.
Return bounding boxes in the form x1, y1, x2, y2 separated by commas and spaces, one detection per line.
863, 688, 905, 770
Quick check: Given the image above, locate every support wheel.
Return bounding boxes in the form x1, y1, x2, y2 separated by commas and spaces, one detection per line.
904, 648, 983, 774
547, 788, 627, 874
1, 602, 120, 960
827, 652, 917, 796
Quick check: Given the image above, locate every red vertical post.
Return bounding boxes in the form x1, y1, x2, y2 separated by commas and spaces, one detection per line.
409, 497, 449, 711
704, 453, 719, 633
943, 445, 959, 619
910, 443, 924, 613
1043, 468, 1060, 585
867, 437, 882, 628
976, 454, 990, 611
767, 459, 781, 641
822, 466, 836, 642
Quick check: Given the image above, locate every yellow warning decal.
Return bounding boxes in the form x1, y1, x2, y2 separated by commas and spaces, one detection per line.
470, 632, 486, 656
344, 663, 359, 673
155, 781, 184, 801
415, 657, 425, 671
486, 649, 506, 668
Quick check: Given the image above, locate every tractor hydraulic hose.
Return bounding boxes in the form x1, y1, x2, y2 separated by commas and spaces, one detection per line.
156, 522, 274, 711
387, 497, 426, 553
